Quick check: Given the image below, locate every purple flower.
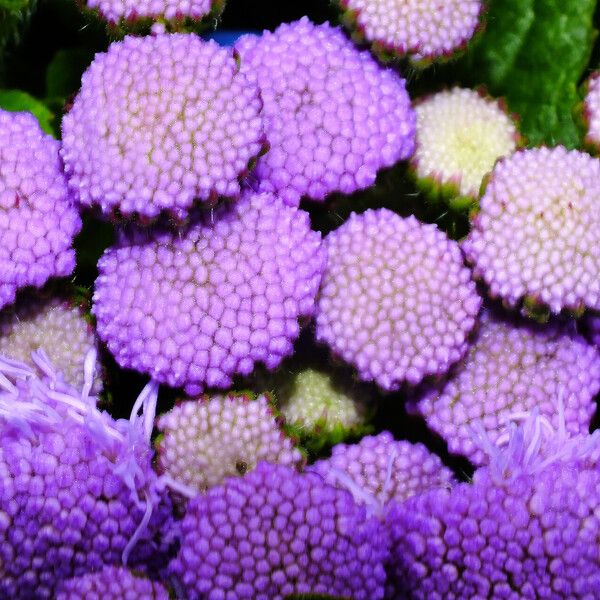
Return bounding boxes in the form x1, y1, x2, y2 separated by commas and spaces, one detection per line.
386, 410, 600, 598
235, 17, 415, 207
336, 0, 483, 63
93, 192, 325, 394
409, 307, 600, 465
310, 432, 455, 516
462, 146, 600, 315
0, 352, 174, 598
0, 109, 81, 310
583, 70, 600, 152
169, 462, 389, 599
315, 209, 481, 390
61, 34, 265, 222
55, 565, 170, 599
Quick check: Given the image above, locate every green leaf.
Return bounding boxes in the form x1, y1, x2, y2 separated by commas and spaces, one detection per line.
46, 47, 95, 100
465, 0, 596, 147
0, 0, 30, 11
0, 89, 54, 135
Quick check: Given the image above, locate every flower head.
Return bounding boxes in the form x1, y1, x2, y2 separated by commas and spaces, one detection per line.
62, 34, 265, 222
235, 17, 415, 207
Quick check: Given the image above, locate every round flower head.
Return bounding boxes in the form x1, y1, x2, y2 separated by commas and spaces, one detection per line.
155, 393, 303, 497
336, 0, 483, 63
386, 408, 600, 598
0, 294, 101, 392
0, 109, 81, 310
0, 352, 175, 599
235, 18, 416, 207
273, 367, 371, 448
315, 209, 481, 390
55, 566, 170, 600
61, 34, 265, 223
583, 71, 600, 152
411, 87, 519, 205
310, 432, 454, 517
93, 192, 325, 394
409, 307, 600, 466
169, 462, 389, 599
81, 0, 225, 34
462, 146, 600, 316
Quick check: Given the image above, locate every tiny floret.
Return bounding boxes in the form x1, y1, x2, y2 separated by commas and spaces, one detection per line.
583, 70, 600, 151
235, 17, 415, 206
0, 109, 81, 310
412, 87, 519, 202
462, 146, 600, 315
315, 209, 481, 390
93, 192, 325, 394
61, 34, 265, 222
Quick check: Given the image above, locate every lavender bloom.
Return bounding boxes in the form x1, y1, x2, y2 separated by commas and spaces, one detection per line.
61, 34, 265, 222
0, 352, 174, 598
462, 146, 600, 315
156, 393, 303, 497
169, 462, 389, 599
82, 0, 225, 32
411, 87, 519, 203
336, 0, 483, 63
235, 17, 415, 207
0, 109, 81, 310
386, 409, 600, 598
409, 307, 600, 466
93, 192, 325, 394
315, 209, 481, 390
55, 566, 170, 599
0, 294, 101, 392
583, 70, 600, 151
310, 432, 454, 516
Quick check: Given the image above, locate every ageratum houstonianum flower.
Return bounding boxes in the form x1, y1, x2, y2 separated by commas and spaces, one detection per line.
55, 565, 170, 600
169, 462, 389, 599
0, 109, 81, 311
462, 146, 600, 315
0, 294, 101, 392
408, 307, 600, 466
156, 393, 303, 496
386, 405, 600, 598
583, 70, 600, 152
93, 192, 325, 394
0, 350, 175, 599
310, 432, 455, 516
315, 209, 481, 390
61, 34, 265, 222
235, 17, 416, 207
335, 0, 483, 63
411, 87, 519, 203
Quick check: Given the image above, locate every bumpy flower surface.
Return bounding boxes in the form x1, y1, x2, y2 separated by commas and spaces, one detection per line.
462, 146, 600, 314
93, 192, 325, 394
583, 71, 600, 151
412, 88, 519, 201
276, 367, 369, 435
409, 308, 600, 466
315, 209, 481, 390
386, 414, 600, 599
169, 462, 389, 599
337, 0, 482, 62
61, 34, 264, 222
0, 354, 174, 599
310, 432, 454, 515
0, 295, 101, 392
55, 566, 170, 600
83, 0, 223, 31
0, 109, 81, 310
156, 393, 303, 494
235, 18, 415, 207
